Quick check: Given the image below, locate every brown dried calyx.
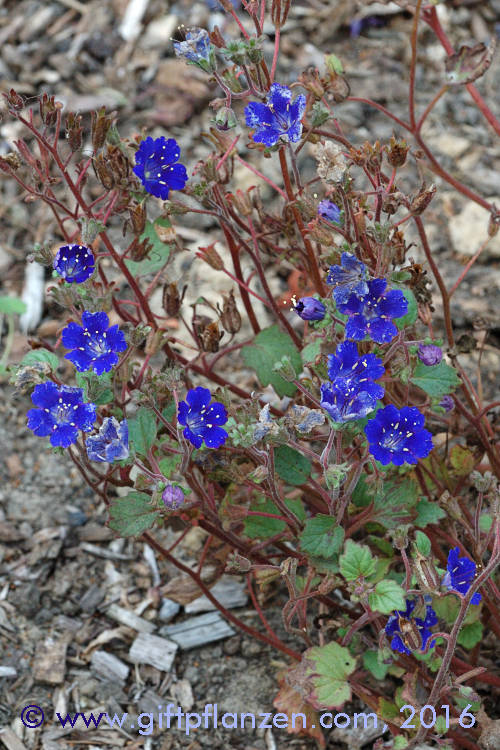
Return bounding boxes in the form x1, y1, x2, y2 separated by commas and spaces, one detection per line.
219, 290, 241, 334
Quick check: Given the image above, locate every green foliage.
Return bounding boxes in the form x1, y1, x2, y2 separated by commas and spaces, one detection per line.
303, 641, 356, 709
411, 360, 460, 398
414, 530, 432, 556
20, 348, 59, 371
414, 499, 446, 526
108, 491, 159, 536
243, 495, 305, 539
299, 515, 345, 559
395, 288, 418, 329
340, 540, 376, 581
241, 325, 302, 397
128, 407, 157, 456
363, 650, 389, 680
369, 579, 406, 614
457, 621, 483, 649
274, 445, 312, 485
76, 370, 114, 405
301, 339, 321, 364
0, 295, 27, 315
125, 218, 172, 275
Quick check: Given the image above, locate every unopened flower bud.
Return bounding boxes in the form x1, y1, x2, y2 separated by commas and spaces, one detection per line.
4, 88, 24, 110
215, 106, 238, 131
162, 484, 184, 510
80, 217, 105, 245
470, 470, 496, 494
220, 290, 241, 334
127, 323, 152, 347
293, 296, 326, 321
418, 344, 442, 366
439, 395, 454, 412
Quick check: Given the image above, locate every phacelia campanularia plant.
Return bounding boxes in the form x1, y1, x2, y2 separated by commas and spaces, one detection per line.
3, 2, 500, 746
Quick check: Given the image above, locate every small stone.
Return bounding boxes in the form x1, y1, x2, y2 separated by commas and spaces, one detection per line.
158, 598, 181, 623
449, 199, 500, 258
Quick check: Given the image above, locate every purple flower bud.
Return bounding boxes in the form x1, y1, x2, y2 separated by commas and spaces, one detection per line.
318, 199, 341, 224
293, 297, 326, 321
418, 344, 442, 366
162, 484, 184, 510
439, 395, 454, 412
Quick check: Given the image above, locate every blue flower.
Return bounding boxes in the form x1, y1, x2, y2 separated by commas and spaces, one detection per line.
327, 340, 385, 396
385, 599, 438, 655
27, 382, 96, 448
245, 83, 306, 147
133, 137, 188, 200
318, 200, 341, 224
338, 278, 408, 344
178, 386, 228, 449
61, 311, 127, 375
293, 297, 326, 321
320, 382, 379, 423
173, 28, 215, 72
418, 344, 442, 366
326, 252, 369, 306
364, 405, 433, 466
443, 548, 481, 605
53, 244, 95, 283
85, 417, 129, 462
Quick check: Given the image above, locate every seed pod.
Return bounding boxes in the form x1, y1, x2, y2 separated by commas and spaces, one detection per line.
488, 210, 500, 238
4, 88, 24, 110
230, 189, 252, 216
398, 617, 423, 651
219, 290, 241, 334
39, 93, 60, 127
201, 320, 223, 352
129, 203, 147, 236
162, 282, 181, 318
130, 237, 152, 262
106, 144, 129, 181
93, 153, 115, 190
387, 136, 409, 168
410, 184, 436, 215
0, 153, 21, 171
197, 244, 225, 270
91, 107, 114, 152
413, 551, 441, 593
65, 112, 83, 152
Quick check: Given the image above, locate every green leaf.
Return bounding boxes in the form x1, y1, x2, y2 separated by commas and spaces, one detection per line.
301, 339, 321, 364
108, 491, 159, 537
414, 499, 446, 527
372, 479, 420, 529
340, 539, 376, 581
158, 453, 181, 478
125, 218, 172, 275
411, 360, 460, 398
241, 325, 302, 397
243, 496, 304, 540
0, 295, 27, 315
299, 515, 345, 559
395, 288, 418, 330
369, 579, 406, 614
303, 641, 356, 709
128, 407, 157, 456
274, 445, 311, 486
394, 737, 409, 750
363, 650, 388, 680
20, 348, 59, 371
415, 530, 431, 556
75, 371, 114, 405
457, 621, 483, 649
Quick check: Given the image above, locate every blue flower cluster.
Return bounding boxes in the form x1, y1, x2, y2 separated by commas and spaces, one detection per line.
245, 83, 306, 148
385, 599, 438, 655
320, 341, 384, 423
133, 136, 188, 200
178, 386, 228, 449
